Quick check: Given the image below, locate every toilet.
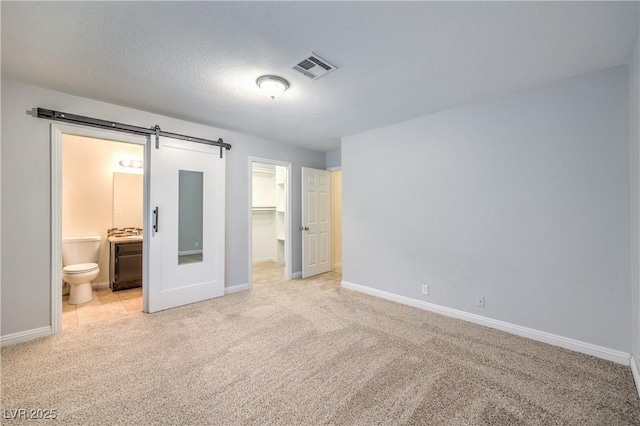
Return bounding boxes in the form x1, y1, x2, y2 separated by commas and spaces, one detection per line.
62, 236, 101, 305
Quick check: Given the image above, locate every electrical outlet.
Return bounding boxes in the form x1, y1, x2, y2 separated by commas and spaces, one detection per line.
421, 285, 429, 295
476, 296, 485, 308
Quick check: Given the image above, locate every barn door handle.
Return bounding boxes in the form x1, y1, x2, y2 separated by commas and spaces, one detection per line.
153, 207, 159, 233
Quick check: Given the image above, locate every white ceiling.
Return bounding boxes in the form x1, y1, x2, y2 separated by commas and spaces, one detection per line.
2, 2, 638, 151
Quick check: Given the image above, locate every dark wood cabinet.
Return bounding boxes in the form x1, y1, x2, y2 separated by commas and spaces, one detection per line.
109, 241, 142, 291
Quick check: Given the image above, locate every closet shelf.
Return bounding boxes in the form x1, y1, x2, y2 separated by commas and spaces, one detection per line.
252, 206, 276, 212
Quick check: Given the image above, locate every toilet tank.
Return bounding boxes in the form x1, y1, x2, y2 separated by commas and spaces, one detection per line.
62, 236, 101, 266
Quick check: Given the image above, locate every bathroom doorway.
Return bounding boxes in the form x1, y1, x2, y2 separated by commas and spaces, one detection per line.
52, 124, 148, 333
248, 157, 292, 286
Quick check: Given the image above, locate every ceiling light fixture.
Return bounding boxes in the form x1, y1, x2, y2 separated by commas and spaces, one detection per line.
256, 75, 289, 100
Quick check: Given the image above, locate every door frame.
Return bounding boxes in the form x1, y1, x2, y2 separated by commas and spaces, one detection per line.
51, 123, 149, 334
247, 157, 292, 286
327, 167, 342, 270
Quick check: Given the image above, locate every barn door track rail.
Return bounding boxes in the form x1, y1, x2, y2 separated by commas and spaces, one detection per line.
32, 108, 231, 158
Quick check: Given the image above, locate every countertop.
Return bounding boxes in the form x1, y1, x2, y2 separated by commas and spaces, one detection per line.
108, 235, 143, 244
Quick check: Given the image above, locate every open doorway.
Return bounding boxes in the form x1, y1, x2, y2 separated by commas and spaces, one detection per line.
61, 134, 144, 328
51, 124, 148, 334
248, 158, 292, 286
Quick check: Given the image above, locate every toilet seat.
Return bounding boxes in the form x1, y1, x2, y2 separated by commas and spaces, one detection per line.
63, 263, 98, 274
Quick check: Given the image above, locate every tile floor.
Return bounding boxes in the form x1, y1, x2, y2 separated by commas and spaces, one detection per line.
62, 287, 142, 329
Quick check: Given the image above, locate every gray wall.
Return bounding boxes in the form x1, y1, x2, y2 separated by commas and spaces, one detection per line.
326, 148, 341, 169
1, 79, 325, 336
343, 65, 631, 352
630, 29, 640, 368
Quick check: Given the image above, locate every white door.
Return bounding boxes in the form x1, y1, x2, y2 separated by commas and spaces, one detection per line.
302, 167, 332, 278
147, 137, 225, 313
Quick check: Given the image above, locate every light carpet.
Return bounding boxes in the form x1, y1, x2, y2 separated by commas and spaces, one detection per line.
2, 263, 639, 425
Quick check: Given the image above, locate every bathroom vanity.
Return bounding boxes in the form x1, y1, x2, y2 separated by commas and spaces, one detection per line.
108, 236, 143, 291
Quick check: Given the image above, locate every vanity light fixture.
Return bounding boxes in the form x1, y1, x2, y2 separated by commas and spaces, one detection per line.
119, 159, 143, 169
256, 75, 290, 100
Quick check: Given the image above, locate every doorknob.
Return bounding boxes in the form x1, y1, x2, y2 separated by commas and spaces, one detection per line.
299, 226, 309, 231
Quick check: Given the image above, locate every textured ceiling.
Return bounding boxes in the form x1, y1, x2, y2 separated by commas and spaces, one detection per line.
2, 2, 638, 151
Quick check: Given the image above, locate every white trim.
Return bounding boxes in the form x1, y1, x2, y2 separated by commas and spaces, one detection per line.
341, 281, 631, 365
333, 262, 342, 268
252, 257, 277, 264
248, 157, 293, 287
292, 271, 302, 279
252, 165, 276, 175
327, 166, 341, 171
225, 283, 250, 294
178, 249, 203, 256
51, 125, 63, 334
631, 355, 640, 399
142, 134, 151, 313
1, 326, 52, 346
51, 123, 148, 334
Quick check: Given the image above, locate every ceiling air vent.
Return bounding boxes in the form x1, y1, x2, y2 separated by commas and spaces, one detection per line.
292, 53, 337, 80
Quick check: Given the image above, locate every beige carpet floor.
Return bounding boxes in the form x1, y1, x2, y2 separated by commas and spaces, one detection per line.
2, 263, 640, 425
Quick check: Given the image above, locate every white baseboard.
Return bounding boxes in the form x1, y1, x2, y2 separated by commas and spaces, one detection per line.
292, 271, 302, 279
631, 355, 640, 399
179, 249, 203, 255
341, 281, 631, 365
225, 283, 250, 294
252, 257, 276, 264
1, 326, 52, 346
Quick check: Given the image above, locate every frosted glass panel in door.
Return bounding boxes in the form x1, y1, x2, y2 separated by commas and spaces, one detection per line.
178, 170, 203, 265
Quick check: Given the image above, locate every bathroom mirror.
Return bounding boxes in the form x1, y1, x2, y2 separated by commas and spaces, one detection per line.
178, 170, 204, 265
112, 173, 143, 229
